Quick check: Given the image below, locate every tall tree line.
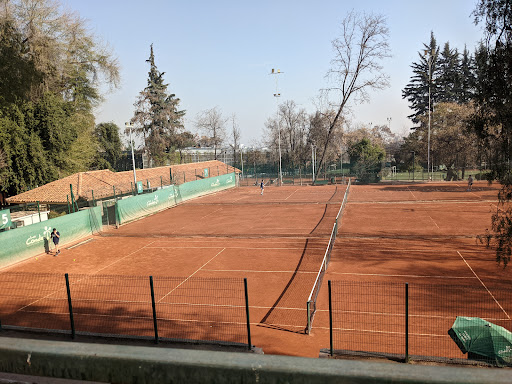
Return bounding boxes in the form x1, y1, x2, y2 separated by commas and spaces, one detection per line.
0, 0, 119, 196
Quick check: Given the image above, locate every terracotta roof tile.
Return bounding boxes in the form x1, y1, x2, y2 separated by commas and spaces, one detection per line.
6, 161, 240, 204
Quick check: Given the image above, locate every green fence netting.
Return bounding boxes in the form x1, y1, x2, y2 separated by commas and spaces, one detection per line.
0, 206, 102, 268
115, 172, 236, 226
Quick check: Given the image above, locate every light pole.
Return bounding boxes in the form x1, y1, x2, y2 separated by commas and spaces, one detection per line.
240, 144, 244, 179
411, 151, 416, 182
270, 68, 283, 186
125, 122, 137, 188
424, 49, 435, 181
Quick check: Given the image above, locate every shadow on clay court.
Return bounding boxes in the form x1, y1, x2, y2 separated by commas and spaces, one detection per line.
259, 239, 310, 334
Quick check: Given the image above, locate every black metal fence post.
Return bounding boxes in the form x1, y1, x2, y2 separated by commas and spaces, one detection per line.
149, 276, 159, 344
244, 278, 252, 350
405, 282, 409, 363
65, 273, 75, 339
329, 280, 333, 356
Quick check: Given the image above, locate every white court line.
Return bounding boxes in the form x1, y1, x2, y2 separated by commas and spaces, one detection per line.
406, 186, 417, 200
327, 272, 478, 279
146, 246, 326, 251
92, 240, 157, 275
171, 207, 224, 234
17, 240, 157, 312
428, 215, 440, 229
157, 248, 226, 303
284, 189, 299, 201
457, 251, 511, 320
202, 269, 317, 274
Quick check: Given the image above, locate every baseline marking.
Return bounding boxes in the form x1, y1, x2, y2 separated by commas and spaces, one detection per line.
157, 248, 226, 303
457, 251, 511, 320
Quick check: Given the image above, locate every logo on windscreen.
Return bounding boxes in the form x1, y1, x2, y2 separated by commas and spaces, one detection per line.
147, 195, 159, 207
25, 226, 52, 246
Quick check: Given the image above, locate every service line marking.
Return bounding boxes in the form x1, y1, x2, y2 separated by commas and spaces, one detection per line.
406, 186, 417, 200
171, 207, 224, 234
428, 215, 440, 229
284, 189, 300, 201
202, 269, 317, 274
157, 248, 226, 303
328, 272, 477, 279
457, 250, 511, 320
146, 246, 327, 251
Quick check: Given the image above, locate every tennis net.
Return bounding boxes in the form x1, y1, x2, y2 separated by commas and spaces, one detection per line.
306, 178, 351, 333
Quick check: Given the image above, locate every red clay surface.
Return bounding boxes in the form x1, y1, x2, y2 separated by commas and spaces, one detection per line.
2, 181, 511, 360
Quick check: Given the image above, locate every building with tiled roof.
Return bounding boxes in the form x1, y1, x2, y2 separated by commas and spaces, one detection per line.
6, 161, 239, 205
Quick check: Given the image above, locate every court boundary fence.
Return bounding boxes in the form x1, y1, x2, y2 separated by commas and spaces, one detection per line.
0, 273, 253, 350
325, 280, 512, 367
306, 178, 351, 334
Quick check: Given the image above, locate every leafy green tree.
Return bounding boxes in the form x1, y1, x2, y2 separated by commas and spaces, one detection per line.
132, 45, 185, 166
0, 18, 42, 108
0, 105, 49, 195
0, 0, 119, 196
174, 131, 196, 163
94, 122, 122, 169
472, 0, 512, 267
349, 138, 385, 183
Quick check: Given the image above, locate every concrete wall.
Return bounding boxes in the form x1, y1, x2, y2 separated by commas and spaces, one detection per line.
0, 337, 510, 384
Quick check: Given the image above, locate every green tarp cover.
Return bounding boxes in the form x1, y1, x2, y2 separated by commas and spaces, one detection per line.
450, 316, 512, 367
0, 206, 102, 268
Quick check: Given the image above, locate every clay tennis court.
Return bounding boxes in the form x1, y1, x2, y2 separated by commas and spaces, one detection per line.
1, 180, 511, 360
319, 180, 512, 362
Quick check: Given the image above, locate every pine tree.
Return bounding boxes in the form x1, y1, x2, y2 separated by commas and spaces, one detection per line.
458, 46, 475, 103
132, 45, 185, 166
437, 42, 461, 103
402, 32, 440, 124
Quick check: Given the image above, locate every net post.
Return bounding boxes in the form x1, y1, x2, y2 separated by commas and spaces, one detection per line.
244, 278, 252, 350
184, 171, 186, 183
67, 195, 71, 214
405, 282, 409, 363
37, 201, 41, 222
91, 190, 96, 206
65, 273, 75, 339
70, 184, 75, 213
160, 176, 163, 188
306, 300, 311, 335
113, 186, 116, 200
149, 276, 159, 344
329, 280, 333, 356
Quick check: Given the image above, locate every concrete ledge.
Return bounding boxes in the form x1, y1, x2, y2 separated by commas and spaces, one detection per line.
0, 337, 510, 384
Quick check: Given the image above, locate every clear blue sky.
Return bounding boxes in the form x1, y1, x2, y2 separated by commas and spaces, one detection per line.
63, 0, 484, 146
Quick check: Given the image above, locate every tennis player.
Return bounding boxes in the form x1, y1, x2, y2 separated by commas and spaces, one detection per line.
467, 175, 474, 192
51, 228, 60, 256
260, 179, 264, 195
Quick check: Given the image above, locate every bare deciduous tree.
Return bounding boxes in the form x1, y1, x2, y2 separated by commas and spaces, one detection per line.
316, 11, 391, 179
195, 107, 227, 160
230, 114, 240, 166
